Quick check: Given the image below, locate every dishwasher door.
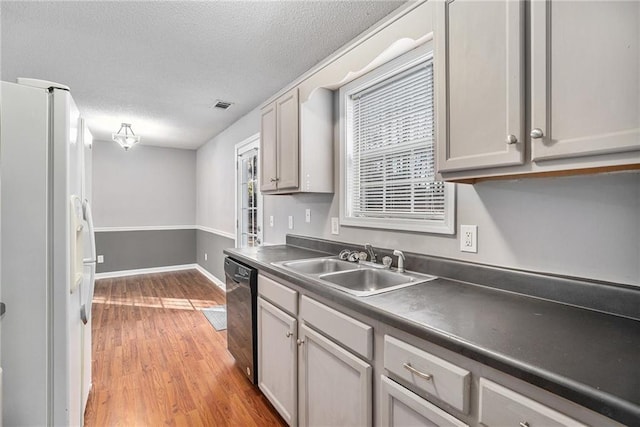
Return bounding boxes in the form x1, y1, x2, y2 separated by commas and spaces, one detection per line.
224, 257, 258, 384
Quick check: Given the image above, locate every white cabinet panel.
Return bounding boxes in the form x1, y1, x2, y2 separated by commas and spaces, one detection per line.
479, 378, 586, 427
380, 376, 468, 427
531, 1, 640, 162
260, 103, 278, 192
384, 335, 470, 413
276, 89, 300, 191
258, 274, 298, 316
435, 0, 525, 172
298, 324, 372, 427
300, 295, 372, 360
258, 297, 298, 426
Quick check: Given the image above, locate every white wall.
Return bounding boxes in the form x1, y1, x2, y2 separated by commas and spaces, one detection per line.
92, 141, 196, 227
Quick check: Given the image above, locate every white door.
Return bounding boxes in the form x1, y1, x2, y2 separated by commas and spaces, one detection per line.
236, 135, 263, 248
298, 324, 372, 427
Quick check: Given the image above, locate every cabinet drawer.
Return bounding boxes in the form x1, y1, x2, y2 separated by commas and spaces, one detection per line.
300, 295, 372, 360
380, 376, 468, 427
479, 378, 586, 427
384, 335, 470, 413
258, 274, 298, 315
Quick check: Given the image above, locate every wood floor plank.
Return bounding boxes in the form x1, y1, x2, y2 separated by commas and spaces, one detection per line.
85, 270, 285, 427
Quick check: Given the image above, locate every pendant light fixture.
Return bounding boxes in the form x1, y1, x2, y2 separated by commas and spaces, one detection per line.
112, 123, 140, 151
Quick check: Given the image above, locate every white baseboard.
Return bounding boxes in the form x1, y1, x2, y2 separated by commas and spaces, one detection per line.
194, 265, 226, 291
95, 264, 197, 279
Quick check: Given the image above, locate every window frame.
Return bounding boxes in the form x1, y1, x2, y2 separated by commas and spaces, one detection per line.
338, 42, 455, 234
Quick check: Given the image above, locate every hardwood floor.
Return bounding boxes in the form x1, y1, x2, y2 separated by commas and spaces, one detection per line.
84, 270, 285, 426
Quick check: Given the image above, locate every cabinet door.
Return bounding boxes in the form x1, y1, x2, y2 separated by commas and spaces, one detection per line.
435, 0, 525, 172
530, 1, 640, 161
260, 103, 278, 192
258, 297, 298, 426
276, 88, 300, 191
298, 324, 372, 427
380, 376, 468, 427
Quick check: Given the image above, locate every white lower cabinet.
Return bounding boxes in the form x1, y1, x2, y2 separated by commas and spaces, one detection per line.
479, 378, 586, 427
258, 274, 618, 427
298, 324, 372, 427
257, 297, 298, 426
380, 376, 468, 427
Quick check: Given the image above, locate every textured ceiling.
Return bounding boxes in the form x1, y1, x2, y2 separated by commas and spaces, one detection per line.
1, 1, 405, 149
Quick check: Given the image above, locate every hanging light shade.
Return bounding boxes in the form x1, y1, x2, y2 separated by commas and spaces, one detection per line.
112, 123, 140, 151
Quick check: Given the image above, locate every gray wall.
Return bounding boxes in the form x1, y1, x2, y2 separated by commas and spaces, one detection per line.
195, 109, 261, 281
95, 229, 196, 273
196, 108, 260, 233
193, 2, 640, 287
196, 230, 235, 283
93, 141, 197, 272
196, 108, 640, 287
93, 141, 196, 227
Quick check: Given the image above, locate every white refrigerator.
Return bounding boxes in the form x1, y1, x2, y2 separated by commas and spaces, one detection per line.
0, 78, 96, 426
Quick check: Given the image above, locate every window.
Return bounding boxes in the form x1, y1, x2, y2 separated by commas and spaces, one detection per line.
339, 44, 455, 234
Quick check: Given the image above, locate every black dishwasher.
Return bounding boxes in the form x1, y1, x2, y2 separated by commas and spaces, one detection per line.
224, 257, 258, 384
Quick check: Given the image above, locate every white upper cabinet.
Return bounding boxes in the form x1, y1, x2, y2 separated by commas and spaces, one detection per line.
435, 0, 525, 172
436, 0, 640, 182
260, 103, 278, 192
260, 87, 333, 194
530, 0, 640, 162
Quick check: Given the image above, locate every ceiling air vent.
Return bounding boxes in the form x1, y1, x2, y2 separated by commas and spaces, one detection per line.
211, 100, 233, 110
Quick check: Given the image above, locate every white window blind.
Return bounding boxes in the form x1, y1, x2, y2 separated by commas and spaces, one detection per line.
346, 60, 446, 222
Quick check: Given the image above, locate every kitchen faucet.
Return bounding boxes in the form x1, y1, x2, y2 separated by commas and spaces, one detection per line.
393, 250, 405, 273
364, 243, 377, 263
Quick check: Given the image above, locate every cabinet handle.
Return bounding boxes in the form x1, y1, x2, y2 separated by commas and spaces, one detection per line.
403, 363, 432, 381
297, 338, 305, 346
519, 422, 530, 427
530, 128, 544, 139
506, 134, 518, 144
286, 331, 293, 338
270, 177, 280, 182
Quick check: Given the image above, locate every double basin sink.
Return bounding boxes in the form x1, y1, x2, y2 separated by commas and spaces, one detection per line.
272, 256, 436, 297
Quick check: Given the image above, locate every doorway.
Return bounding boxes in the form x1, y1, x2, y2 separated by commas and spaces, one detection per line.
235, 134, 263, 248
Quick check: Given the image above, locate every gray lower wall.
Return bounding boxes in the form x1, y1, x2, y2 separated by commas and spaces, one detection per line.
96, 229, 196, 273
196, 229, 235, 283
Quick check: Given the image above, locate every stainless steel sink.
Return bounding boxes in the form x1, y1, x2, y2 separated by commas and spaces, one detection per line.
272, 257, 436, 297
277, 257, 362, 275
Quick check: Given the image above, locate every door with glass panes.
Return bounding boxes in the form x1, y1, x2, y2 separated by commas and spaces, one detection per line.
236, 137, 263, 248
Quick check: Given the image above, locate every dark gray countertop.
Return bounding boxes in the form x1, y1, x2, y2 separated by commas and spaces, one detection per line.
224, 245, 640, 425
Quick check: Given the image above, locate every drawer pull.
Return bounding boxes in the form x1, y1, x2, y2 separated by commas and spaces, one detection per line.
403, 362, 432, 381
519, 422, 530, 427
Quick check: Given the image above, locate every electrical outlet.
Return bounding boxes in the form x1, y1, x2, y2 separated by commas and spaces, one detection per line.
97, 255, 104, 264
204, 253, 208, 261
305, 208, 311, 223
288, 215, 294, 230
331, 217, 339, 235
269, 216, 274, 227
460, 225, 478, 253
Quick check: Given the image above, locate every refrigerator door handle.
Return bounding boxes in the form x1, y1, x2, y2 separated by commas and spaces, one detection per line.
82, 200, 96, 263
80, 262, 96, 325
